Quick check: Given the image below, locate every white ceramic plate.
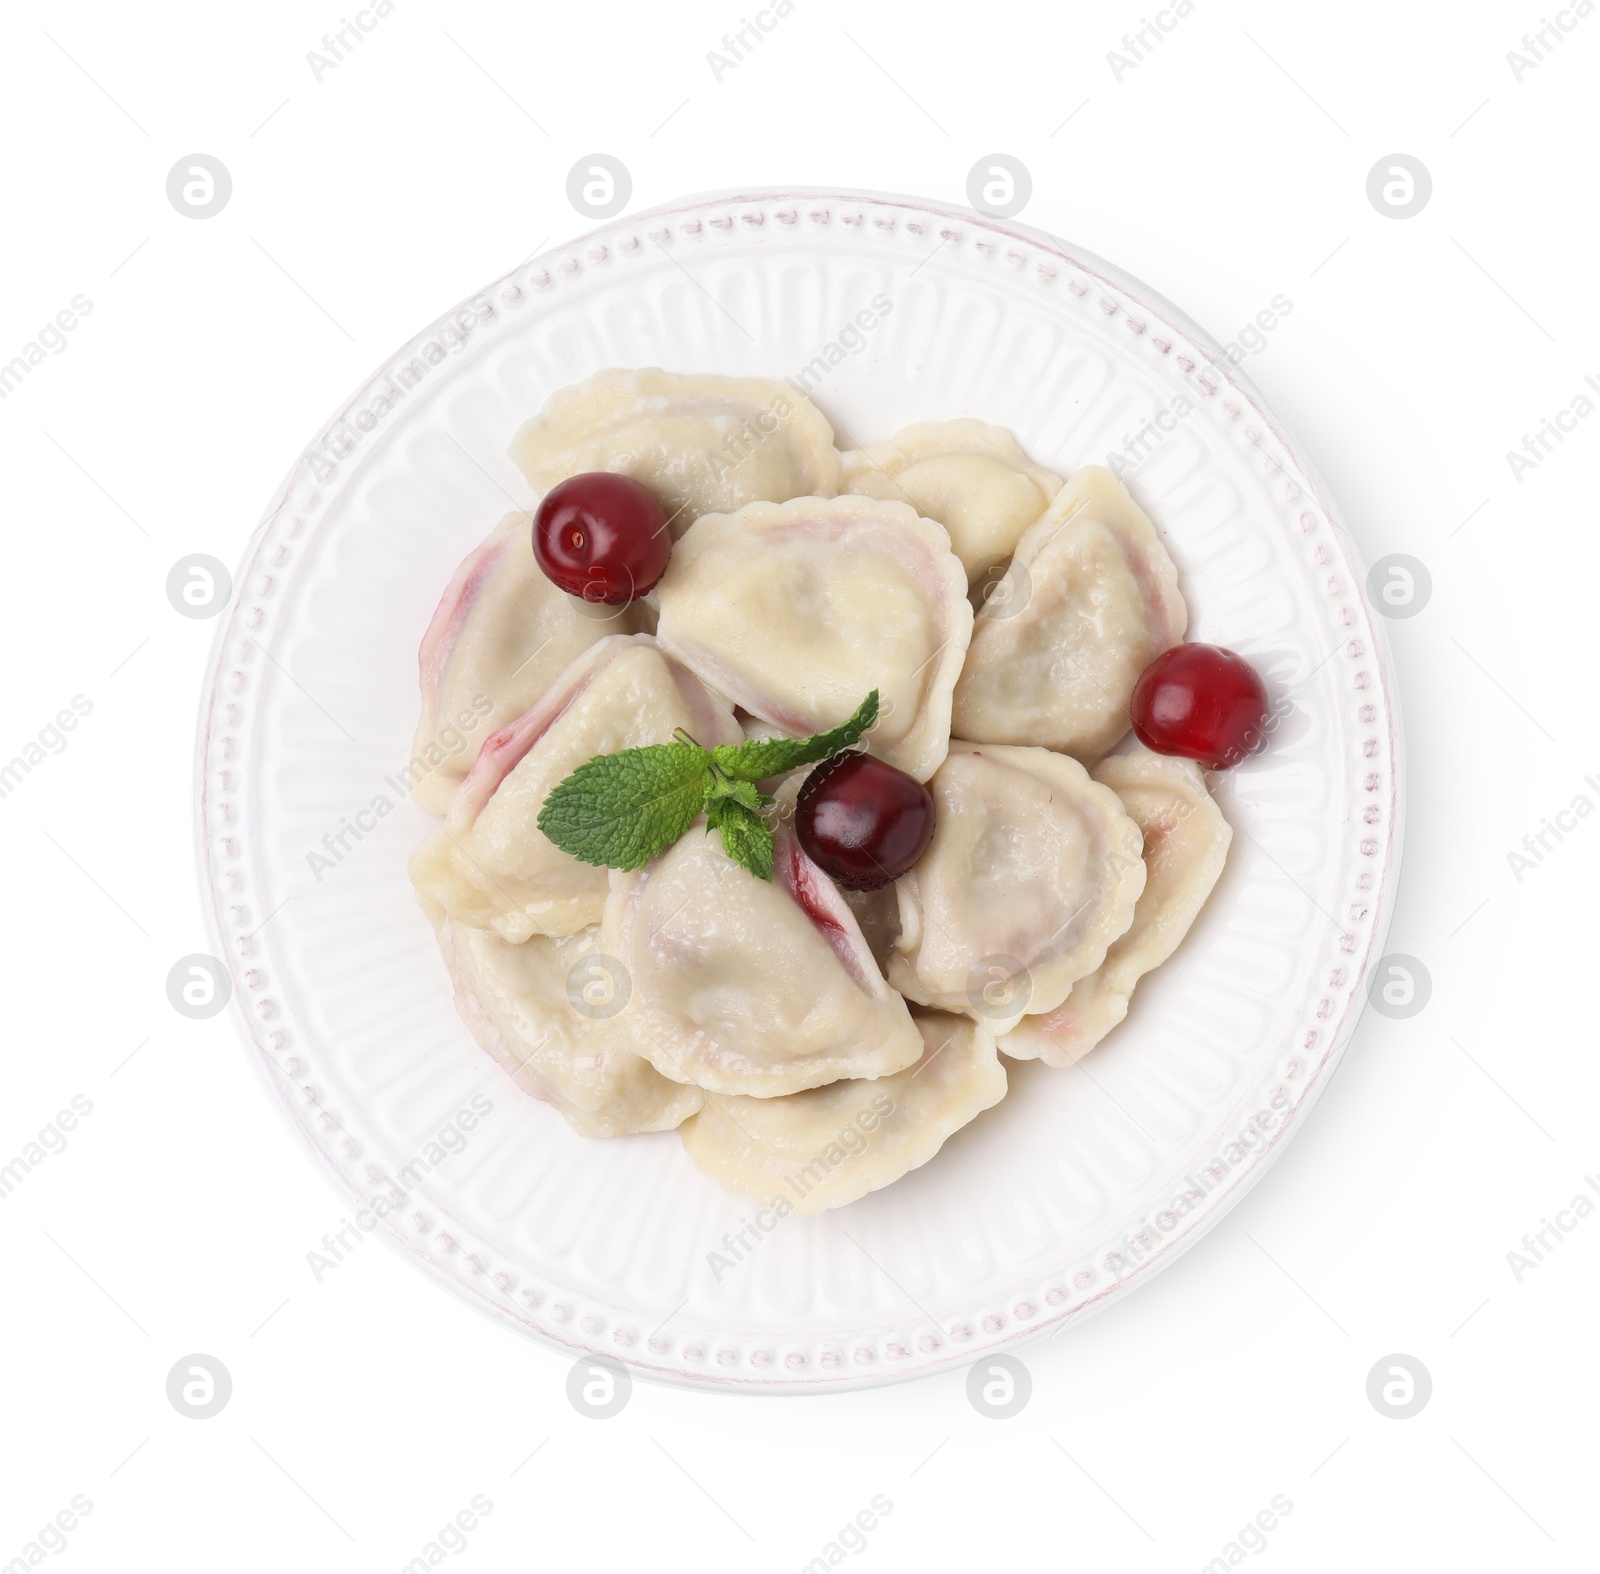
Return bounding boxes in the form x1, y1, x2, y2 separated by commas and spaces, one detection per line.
198, 187, 1402, 1391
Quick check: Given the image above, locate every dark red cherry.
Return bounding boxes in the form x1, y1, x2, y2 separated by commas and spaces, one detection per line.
1131, 643, 1272, 770
533, 472, 670, 604
796, 752, 934, 892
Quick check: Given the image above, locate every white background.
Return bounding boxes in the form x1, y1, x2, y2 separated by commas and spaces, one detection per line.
1, 0, 1595, 1569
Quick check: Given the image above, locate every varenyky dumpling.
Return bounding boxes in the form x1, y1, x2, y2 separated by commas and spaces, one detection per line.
655, 496, 973, 782
679, 1011, 1006, 1214
1003, 748, 1231, 1066
411, 512, 643, 814
509, 368, 840, 539
602, 822, 923, 1097
889, 742, 1147, 1031
434, 913, 702, 1137
409, 635, 741, 942
952, 465, 1187, 764
840, 420, 1062, 589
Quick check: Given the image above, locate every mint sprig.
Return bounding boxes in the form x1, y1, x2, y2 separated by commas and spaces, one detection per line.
711, 689, 880, 782
536, 690, 878, 881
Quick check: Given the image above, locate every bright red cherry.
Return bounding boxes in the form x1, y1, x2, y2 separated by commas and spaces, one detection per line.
796, 751, 935, 892
1131, 643, 1272, 770
533, 472, 670, 604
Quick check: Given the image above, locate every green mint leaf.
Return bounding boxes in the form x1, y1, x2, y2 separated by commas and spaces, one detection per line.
710, 690, 880, 782
705, 795, 774, 882
537, 742, 710, 870
704, 776, 774, 816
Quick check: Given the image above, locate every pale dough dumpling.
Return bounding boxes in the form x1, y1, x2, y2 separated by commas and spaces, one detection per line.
951, 465, 1187, 764
1003, 748, 1231, 1066
654, 496, 973, 782
602, 825, 923, 1097
679, 1011, 1006, 1214
889, 742, 1146, 1030
434, 915, 702, 1137
411, 512, 642, 814
509, 368, 840, 538
409, 635, 741, 943
840, 420, 1062, 588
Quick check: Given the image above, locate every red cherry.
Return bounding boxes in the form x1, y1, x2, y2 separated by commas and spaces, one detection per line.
1131, 643, 1272, 770
796, 752, 935, 892
533, 472, 670, 604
